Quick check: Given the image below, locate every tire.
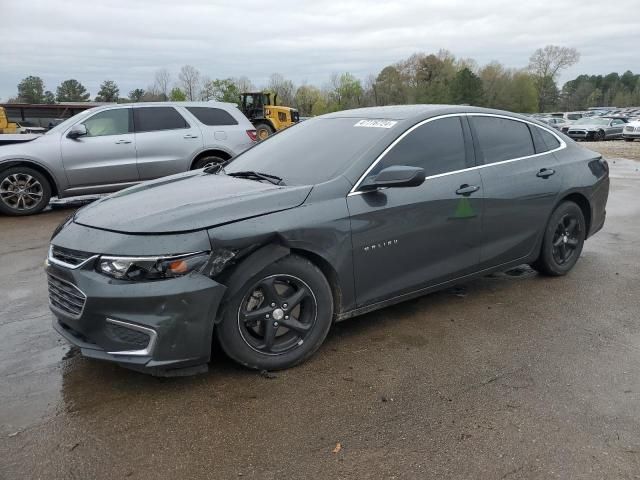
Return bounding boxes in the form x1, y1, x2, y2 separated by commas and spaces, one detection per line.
191, 155, 225, 170
0, 166, 51, 216
624, 138, 634, 142
254, 122, 274, 141
216, 254, 333, 370
530, 201, 586, 276
595, 130, 606, 141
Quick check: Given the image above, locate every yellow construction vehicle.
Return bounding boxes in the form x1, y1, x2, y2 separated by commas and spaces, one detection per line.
239, 92, 299, 140
0, 107, 18, 134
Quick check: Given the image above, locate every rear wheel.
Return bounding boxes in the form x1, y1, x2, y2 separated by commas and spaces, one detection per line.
0, 166, 51, 216
531, 201, 586, 276
254, 122, 274, 141
216, 254, 333, 370
191, 155, 225, 170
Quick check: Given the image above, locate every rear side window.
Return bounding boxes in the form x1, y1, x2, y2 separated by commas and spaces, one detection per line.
83, 108, 131, 137
369, 117, 468, 178
471, 116, 535, 164
186, 107, 238, 126
537, 127, 561, 151
134, 107, 188, 132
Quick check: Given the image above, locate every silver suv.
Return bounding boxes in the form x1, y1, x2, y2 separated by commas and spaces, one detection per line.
0, 102, 257, 215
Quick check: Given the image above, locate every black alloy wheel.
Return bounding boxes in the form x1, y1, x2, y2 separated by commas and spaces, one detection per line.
551, 214, 581, 266
216, 254, 333, 370
238, 274, 317, 355
531, 201, 585, 276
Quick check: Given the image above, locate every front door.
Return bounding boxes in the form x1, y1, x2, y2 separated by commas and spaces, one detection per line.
347, 116, 483, 307
133, 106, 203, 180
60, 107, 138, 188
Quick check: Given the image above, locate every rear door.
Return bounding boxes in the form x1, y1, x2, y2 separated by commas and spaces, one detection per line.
469, 115, 562, 268
184, 106, 252, 155
347, 116, 483, 307
133, 106, 203, 180
60, 107, 138, 188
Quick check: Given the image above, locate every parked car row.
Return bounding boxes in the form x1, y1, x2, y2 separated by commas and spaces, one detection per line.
0, 102, 257, 215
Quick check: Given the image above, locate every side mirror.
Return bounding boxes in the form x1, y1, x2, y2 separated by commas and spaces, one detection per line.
360, 165, 426, 192
67, 124, 87, 139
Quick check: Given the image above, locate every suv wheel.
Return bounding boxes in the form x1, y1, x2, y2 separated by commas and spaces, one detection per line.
0, 166, 51, 216
531, 201, 586, 276
192, 155, 225, 170
216, 254, 333, 370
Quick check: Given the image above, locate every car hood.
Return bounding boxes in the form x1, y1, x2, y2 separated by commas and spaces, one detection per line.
569, 123, 609, 130
74, 171, 313, 234
0, 133, 46, 147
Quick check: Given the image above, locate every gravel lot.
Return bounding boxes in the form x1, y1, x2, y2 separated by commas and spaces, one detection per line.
1, 157, 639, 479
585, 139, 640, 161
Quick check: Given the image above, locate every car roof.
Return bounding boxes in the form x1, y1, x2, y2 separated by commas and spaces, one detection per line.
322, 104, 538, 123
90, 101, 239, 110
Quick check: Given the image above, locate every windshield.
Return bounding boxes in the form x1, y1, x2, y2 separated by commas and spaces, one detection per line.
225, 117, 399, 185
573, 117, 609, 126
45, 109, 95, 135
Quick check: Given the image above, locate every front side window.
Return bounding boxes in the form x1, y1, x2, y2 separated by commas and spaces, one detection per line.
83, 109, 131, 137
367, 117, 468, 179
186, 107, 238, 126
471, 116, 534, 164
134, 107, 189, 132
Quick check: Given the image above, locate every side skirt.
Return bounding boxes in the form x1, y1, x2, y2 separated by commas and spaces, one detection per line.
335, 255, 537, 322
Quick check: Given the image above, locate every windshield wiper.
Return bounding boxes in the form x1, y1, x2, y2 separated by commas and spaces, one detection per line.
227, 171, 285, 186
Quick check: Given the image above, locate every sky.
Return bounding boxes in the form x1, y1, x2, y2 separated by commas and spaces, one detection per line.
1, 0, 639, 101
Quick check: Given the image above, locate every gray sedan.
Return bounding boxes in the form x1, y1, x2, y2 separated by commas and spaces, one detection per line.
566, 117, 627, 141
0, 102, 256, 215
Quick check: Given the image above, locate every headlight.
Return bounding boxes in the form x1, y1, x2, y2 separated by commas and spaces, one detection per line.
97, 252, 211, 281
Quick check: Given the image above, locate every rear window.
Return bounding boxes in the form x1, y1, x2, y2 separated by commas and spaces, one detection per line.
134, 107, 189, 132
187, 107, 238, 126
471, 116, 535, 164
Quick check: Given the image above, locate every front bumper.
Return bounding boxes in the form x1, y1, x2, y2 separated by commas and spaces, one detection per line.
46, 250, 226, 375
567, 130, 595, 140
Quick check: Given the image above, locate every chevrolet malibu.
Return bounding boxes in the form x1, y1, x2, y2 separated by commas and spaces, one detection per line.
46, 106, 609, 376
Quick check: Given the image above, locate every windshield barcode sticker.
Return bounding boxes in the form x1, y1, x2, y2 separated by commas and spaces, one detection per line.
354, 120, 398, 129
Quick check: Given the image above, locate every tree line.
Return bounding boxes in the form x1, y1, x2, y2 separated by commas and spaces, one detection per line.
8, 45, 640, 115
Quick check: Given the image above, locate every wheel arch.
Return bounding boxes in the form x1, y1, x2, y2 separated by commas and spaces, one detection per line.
190, 149, 232, 170
290, 247, 343, 319
219, 242, 343, 321
0, 159, 60, 196
556, 192, 592, 234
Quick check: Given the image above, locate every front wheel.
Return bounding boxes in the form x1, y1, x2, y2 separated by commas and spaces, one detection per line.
624, 138, 634, 142
531, 201, 586, 276
216, 254, 333, 370
0, 166, 52, 216
595, 130, 606, 141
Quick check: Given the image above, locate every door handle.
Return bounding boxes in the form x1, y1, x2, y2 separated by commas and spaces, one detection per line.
183, 134, 199, 139
536, 168, 555, 178
115, 139, 132, 144
455, 184, 480, 196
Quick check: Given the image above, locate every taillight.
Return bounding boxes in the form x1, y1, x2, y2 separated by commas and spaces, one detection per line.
246, 129, 257, 142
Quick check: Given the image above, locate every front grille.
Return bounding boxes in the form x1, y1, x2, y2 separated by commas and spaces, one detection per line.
51, 246, 93, 267
568, 130, 587, 135
105, 323, 150, 349
48, 275, 87, 318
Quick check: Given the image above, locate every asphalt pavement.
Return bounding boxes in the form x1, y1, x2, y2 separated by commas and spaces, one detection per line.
1, 158, 639, 479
